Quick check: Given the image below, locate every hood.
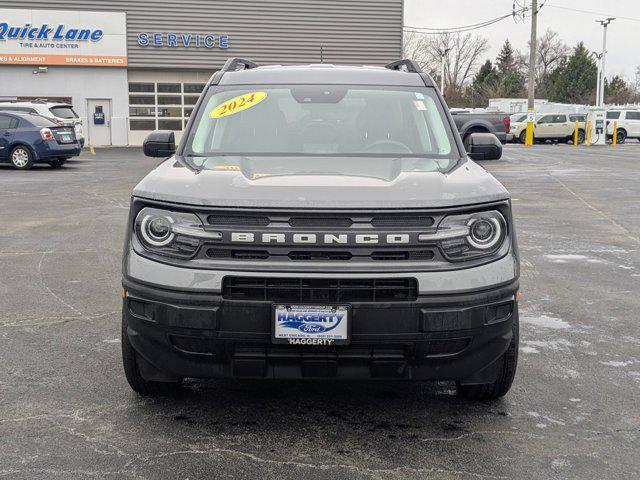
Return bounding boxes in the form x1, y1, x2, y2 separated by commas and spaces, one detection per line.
133, 156, 509, 209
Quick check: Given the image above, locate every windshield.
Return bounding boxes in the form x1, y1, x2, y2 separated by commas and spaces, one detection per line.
184, 85, 458, 173
512, 114, 527, 123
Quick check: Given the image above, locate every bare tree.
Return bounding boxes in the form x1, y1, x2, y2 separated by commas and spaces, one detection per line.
402, 31, 437, 73
534, 29, 569, 95
403, 31, 489, 105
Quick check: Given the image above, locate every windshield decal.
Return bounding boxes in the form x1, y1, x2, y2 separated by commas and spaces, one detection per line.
210, 92, 267, 118
413, 100, 427, 111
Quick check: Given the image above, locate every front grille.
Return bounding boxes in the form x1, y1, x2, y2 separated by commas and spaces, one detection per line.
222, 277, 418, 302
287, 251, 353, 261
371, 216, 434, 228
207, 214, 269, 227
289, 217, 353, 228
197, 208, 449, 266
370, 250, 435, 261
206, 247, 436, 262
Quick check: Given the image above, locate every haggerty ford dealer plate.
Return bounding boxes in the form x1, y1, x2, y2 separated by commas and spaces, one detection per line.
273, 305, 349, 345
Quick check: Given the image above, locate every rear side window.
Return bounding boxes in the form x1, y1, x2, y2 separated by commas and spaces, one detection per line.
49, 106, 78, 119
607, 111, 621, 120
24, 115, 58, 127
552, 115, 566, 123
0, 115, 19, 129
625, 111, 640, 120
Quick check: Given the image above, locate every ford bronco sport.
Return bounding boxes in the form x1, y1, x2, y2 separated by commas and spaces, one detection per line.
122, 58, 520, 400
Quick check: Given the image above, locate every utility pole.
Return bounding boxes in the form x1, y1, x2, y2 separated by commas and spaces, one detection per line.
525, 0, 537, 146
439, 48, 451, 95
596, 18, 614, 106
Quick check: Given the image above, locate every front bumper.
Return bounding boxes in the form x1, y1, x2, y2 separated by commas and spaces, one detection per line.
122, 276, 518, 383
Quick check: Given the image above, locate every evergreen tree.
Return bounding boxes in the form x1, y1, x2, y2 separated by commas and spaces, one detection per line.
605, 75, 632, 104
468, 60, 498, 107
495, 40, 526, 97
496, 40, 518, 76
547, 42, 597, 104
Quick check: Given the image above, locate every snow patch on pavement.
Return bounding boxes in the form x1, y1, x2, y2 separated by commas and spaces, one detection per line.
544, 254, 605, 264
520, 346, 539, 354
600, 360, 633, 367
523, 339, 573, 351
521, 314, 570, 330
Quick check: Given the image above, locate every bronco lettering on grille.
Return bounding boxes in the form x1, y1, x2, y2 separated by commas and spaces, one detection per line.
230, 232, 411, 245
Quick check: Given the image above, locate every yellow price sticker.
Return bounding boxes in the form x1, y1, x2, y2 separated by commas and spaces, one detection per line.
210, 91, 267, 118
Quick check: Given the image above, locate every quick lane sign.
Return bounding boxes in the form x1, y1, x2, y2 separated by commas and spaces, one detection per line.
0, 8, 127, 67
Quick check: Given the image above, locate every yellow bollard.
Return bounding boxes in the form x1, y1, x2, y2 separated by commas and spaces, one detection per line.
525, 122, 534, 145
612, 121, 618, 146
89, 145, 95, 155
585, 120, 591, 146
574, 120, 579, 145
525, 107, 534, 146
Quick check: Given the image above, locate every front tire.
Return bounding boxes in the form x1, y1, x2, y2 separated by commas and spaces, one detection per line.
615, 130, 627, 144
518, 130, 529, 144
457, 314, 519, 400
10, 146, 33, 170
121, 314, 182, 395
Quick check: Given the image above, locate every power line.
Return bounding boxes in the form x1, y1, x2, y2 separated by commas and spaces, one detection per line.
546, 4, 640, 22
404, 10, 526, 35
405, 14, 512, 32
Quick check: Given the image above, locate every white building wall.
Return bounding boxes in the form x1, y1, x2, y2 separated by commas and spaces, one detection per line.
0, 65, 129, 146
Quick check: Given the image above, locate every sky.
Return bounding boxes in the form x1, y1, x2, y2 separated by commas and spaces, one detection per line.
404, 0, 639, 82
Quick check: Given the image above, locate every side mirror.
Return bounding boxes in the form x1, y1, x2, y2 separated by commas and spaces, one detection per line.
465, 132, 502, 161
143, 130, 175, 157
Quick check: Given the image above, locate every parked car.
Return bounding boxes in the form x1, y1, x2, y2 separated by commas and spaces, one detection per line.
450, 109, 512, 146
512, 113, 584, 144
0, 111, 81, 169
508, 114, 527, 142
121, 58, 520, 401
606, 109, 640, 144
0, 101, 84, 147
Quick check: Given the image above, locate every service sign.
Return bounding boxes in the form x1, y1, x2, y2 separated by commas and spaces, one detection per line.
0, 8, 127, 67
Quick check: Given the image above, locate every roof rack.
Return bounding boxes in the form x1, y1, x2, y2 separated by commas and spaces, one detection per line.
220, 58, 259, 73
384, 59, 423, 73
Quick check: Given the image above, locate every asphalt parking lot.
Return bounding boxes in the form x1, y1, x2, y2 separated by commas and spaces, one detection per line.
1, 144, 639, 479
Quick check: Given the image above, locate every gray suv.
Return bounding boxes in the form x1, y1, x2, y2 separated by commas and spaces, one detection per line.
122, 58, 520, 400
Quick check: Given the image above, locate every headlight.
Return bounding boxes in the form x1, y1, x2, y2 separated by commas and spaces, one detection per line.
134, 207, 222, 258
419, 210, 507, 261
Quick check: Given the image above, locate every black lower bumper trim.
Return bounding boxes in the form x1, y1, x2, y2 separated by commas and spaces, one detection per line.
122, 277, 518, 381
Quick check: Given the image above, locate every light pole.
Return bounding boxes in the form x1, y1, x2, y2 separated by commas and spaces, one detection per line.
439, 48, 451, 95
596, 18, 615, 106
591, 51, 603, 106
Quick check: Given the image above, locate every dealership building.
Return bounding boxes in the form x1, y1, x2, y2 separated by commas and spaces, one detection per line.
0, 1, 403, 146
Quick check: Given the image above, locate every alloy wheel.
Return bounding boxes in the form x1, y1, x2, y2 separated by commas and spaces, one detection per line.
11, 148, 29, 168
